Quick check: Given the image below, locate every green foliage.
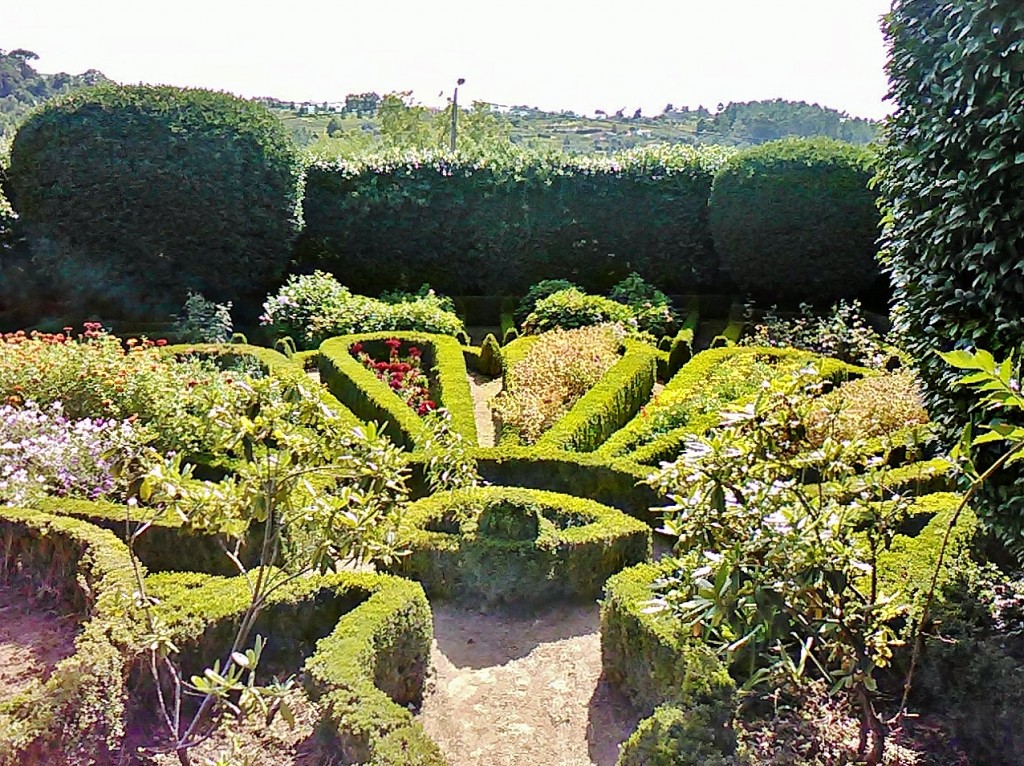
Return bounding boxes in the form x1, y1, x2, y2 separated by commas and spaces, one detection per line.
298, 144, 731, 296
0, 49, 112, 139
644, 364, 924, 761
741, 300, 890, 367
513, 279, 580, 325
698, 99, 878, 146
0, 506, 137, 763
521, 288, 633, 334
600, 561, 735, 715
615, 704, 734, 766
262, 271, 465, 350
879, 0, 1024, 537
477, 333, 503, 377
609, 272, 678, 337
5, 85, 302, 319
536, 339, 659, 452
390, 486, 650, 607
709, 138, 880, 303
318, 332, 477, 451
173, 292, 234, 344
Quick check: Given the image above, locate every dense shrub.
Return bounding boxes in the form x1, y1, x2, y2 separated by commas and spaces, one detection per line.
609, 273, 678, 337
709, 138, 880, 304
513, 279, 579, 325
172, 292, 234, 344
261, 272, 464, 349
808, 370, 928, 446
299, 145, 731, 295
4, 85, 302, 319
740, 300, 889, 367
879, 0, 1024, 540
521, 288, 632, 334
490, 325, 622, 443
616, 705, 733, 766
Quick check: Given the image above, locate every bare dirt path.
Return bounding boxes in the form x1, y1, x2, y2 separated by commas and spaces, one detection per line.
417, 602, 641, 766
0, 586, 80, 703
467, 371, 502, 448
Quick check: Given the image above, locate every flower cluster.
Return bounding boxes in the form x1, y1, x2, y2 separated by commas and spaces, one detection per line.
0, 400, 147, 506
351, 339, 437, 416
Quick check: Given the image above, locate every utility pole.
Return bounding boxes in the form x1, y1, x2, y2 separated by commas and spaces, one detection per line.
450, 78, 465, 151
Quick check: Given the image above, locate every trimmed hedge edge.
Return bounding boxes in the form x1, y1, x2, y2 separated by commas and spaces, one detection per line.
0, 506, 140, 764
536, 339, 659, 453
318, 332, 477, 451
388, 486, 651, 607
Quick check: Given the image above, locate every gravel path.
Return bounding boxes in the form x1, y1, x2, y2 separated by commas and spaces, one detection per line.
417, 602, 640, 766
467, 371, 503, 448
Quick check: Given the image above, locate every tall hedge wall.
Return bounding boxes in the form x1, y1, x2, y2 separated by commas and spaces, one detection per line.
298, 145, 732, 296
4, 85, 302, 319
880, 0, 1024, 540
709, 138, 881, 304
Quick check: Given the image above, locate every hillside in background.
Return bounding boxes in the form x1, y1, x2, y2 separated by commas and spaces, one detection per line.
265, 95, 879, 156
0, 48, 877, 155
0, 49, 111, 139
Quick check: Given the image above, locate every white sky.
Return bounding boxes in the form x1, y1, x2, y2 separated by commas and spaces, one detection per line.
2, 0, 894, 120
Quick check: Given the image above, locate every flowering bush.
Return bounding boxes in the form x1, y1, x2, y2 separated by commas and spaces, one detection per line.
351, 339, 438, 416
490, 325, 622, 443
261, 271, 464, 349
0, 400, 147, 506
808, 370, 929, 446
0, 325, 250, 455
741, 300, 889, 367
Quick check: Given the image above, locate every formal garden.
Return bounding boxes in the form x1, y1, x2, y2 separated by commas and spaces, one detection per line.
0, 2, 1023, 765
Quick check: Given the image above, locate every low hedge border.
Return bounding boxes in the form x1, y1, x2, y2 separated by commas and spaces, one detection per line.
387, 486, 651, 607
600, 560, 735, 716
615, 703, 736, 766
470, 445, 665, 526
161, 342, 361, 430
0, 506, 140, 764
30, 496, 260, 576
536, 339, 660, 453
600, 347, 865, 465
146, 568, 444, 765
318, 332, 477, 450
875, 492, 978, 613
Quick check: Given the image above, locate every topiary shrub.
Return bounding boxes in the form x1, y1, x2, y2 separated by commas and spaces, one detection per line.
478, 333, 503, 377
514, 279, 580, 326
879, 0, 1024, 545
709, 138, 880, 304
4, 85, 302, 319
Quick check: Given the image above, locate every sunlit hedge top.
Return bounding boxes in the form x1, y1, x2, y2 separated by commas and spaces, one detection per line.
5, 85, 302, 315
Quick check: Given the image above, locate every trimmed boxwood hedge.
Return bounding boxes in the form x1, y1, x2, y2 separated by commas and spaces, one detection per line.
298, 145, 732, 296
600, 561, 735, 716
0, 506, 139, 764
615, 704, 735, 766
4, 85, 302, 319
318, 332, 476, 450
599, 346, 865, 465
145, 569, 444, 765
388, 486, 650, 607
536, 339, 659, 453
709, 138, 881, 304
30, 496, 261, 576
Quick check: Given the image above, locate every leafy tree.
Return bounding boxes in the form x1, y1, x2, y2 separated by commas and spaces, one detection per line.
878, 0, 1024, 546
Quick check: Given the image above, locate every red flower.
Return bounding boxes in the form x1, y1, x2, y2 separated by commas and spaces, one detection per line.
155, 339, 168, 347
350, 342, 364, 354
408, 346, 421, 358
385, 338, 402, 350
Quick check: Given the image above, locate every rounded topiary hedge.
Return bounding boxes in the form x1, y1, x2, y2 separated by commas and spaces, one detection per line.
389, 486, 651, 607
4, 85, 302, 319
709, 138, 880, 304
